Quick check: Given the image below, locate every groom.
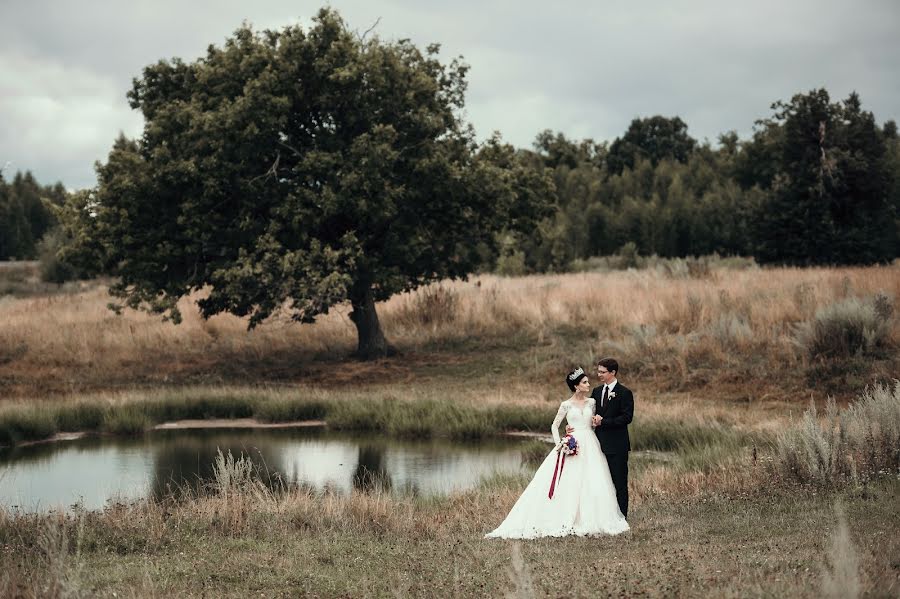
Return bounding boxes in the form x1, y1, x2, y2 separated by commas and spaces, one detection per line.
591, 358, 633, 519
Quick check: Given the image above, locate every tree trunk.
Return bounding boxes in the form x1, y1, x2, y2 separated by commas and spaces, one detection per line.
349, 285, 394, 360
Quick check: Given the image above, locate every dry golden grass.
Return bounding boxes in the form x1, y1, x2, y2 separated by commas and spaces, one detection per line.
1, 263, 897, 398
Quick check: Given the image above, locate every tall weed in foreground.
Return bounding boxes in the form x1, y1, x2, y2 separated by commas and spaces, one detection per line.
39, 514, 85, 598
506, 542, 536, 599
210, 448, 276, 535
211, 449, 275, 499
821, 500, 860, 599
6, 513, 88, 599
776, 382, 900, 485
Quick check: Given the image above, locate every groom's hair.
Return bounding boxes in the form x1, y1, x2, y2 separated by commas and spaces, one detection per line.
598, 357, 619, 375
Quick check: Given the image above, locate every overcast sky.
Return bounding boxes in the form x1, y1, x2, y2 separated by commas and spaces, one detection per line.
2, 0, 898, 190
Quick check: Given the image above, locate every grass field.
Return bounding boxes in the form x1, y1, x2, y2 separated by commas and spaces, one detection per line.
1, 472, 897, 597
0, 261, 898, 596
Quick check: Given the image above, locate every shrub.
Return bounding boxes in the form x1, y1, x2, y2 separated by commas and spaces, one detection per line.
496, 249, 527, 276
794, 295, 893, 361
843, 381, 900, 477
212, 449, 267, 496
776, 399, 844, 485
37, 228, 82, 284
708, 314, 753, 349
776, 382, 900, 486
615, 241, 640, 269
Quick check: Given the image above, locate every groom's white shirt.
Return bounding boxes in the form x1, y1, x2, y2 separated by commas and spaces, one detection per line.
605, 379, 618, 395
600, 379, 618, 408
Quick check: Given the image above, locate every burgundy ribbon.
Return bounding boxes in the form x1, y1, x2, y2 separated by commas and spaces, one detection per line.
548, 449, 566, 499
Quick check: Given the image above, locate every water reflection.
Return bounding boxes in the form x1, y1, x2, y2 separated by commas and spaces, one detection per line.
353, 444, 391, 492
0, 428, 527, 512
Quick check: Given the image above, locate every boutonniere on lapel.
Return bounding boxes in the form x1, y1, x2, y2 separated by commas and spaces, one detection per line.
608, 392, 616, 399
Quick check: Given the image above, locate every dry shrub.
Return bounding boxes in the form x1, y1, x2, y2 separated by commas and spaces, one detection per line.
708, 314, 753, 350
776, 382, 900, 486
794, 294, 893, 361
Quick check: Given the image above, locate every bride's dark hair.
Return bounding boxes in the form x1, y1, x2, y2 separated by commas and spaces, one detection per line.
566, 367, 587, 391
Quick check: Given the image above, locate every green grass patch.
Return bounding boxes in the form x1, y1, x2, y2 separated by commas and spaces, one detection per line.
0, 406, 58, 445
102, 407, 150, 435
253, 396, 328, 422
632, 417, 769, 472
55, 401, 106, 431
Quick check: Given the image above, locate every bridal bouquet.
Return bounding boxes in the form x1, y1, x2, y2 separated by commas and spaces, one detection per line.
549, 435, 578, 499
558, 434, 578, 456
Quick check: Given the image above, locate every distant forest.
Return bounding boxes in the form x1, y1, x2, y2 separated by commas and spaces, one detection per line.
2, 88, 898, 276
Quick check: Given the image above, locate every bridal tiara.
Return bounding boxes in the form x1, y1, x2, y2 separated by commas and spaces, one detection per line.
567, 367, 585, 380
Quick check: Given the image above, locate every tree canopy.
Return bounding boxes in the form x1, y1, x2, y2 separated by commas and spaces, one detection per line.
59, 9, 553, 358
745, 90, 896, 265
0, 170, 66, 261
606, 116, 697, 176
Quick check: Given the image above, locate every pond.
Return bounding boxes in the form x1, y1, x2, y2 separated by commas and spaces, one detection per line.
0, 427, 535, 512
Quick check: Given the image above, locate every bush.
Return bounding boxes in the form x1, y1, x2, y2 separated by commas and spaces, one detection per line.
615, 241, 640, 269
794, 295, 893, 361
37, 228, 81, 284
495, 249, 527, 276
776, 382, 900, 486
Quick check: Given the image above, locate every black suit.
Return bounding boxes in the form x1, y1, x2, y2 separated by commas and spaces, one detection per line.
591, 382, 633, 518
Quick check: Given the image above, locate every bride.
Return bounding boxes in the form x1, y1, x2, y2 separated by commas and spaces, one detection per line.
485, 367, 629, 539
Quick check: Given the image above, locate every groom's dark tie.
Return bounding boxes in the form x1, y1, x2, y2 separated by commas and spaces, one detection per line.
601, 385, 608, 408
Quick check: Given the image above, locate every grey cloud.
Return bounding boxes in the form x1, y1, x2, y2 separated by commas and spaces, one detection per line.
1, 0, 898, 188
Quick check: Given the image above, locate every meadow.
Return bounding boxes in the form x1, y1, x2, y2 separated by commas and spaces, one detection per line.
1, 258, 897, 400
0, 259, 898, 597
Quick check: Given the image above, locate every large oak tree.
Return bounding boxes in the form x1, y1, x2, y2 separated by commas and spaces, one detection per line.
60, 9, 552, 358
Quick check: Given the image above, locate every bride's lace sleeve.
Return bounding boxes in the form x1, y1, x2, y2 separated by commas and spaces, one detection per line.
551, 402, 567, 445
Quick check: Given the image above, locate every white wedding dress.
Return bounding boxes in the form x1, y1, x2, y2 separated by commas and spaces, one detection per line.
485, 398, 629, 539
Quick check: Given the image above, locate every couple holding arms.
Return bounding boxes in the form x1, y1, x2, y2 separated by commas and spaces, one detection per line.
486, 358, 633, 539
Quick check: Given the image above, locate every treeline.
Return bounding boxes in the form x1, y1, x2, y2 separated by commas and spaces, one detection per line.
3, 89, 899, 278
499, 89, 900, 272
0, 171, 67, 261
